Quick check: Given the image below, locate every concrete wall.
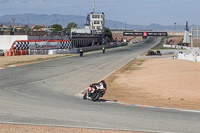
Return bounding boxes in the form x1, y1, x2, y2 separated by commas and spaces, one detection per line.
0, 35, 28, 51
29, 43, 127, 55
163, 44, 200, 51
178, 53, 196, 61
77, 42, 127, 53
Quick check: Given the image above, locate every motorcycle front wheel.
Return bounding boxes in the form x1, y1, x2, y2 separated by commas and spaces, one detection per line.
91, 91, 100, 101
83, 93, 87, 100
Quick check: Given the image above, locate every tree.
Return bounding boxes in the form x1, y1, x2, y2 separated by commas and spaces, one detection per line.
23, 25, 29, 29
104, 27, 113, 41
0, 24, 3, 27
51, 24, 63, 31
33, 25, 42, 30
66, 22, 78, 30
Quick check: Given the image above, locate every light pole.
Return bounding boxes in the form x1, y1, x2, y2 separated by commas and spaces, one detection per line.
174, 22, 176, 31
125, 21, 126, 30
12, 18, 15, 32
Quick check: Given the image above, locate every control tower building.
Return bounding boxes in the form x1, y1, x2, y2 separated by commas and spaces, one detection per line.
84, 0, 105, 35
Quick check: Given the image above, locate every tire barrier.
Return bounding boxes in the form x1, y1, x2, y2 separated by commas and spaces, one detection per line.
4, 50, 29, 56
147, 50, 162, 56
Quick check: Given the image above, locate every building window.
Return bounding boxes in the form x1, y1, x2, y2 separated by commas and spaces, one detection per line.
92, 15, 101, 18
92, 15, 97, 18
94, 21, 100, 24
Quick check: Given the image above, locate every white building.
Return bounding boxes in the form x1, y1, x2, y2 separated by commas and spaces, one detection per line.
71, 28, 91, 35
85, 12, 105, 34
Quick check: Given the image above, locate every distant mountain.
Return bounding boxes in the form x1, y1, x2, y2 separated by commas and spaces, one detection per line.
0, 13, 188, 31
0, 14, 86, 27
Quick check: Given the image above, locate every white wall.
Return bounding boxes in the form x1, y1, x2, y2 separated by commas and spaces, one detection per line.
0, 35, 28, 51
163, 44, 200, 51
178, 53, 199, 62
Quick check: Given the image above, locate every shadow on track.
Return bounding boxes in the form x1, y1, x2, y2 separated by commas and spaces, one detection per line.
93, 99, 117, 103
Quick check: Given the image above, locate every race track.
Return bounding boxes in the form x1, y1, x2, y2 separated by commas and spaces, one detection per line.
0, 37, 200, 133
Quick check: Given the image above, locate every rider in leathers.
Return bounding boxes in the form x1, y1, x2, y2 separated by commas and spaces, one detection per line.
84, 80, 107, 100
91, 80, 107, 93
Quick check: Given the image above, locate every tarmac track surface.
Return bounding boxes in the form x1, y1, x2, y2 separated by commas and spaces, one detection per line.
0, 37, 200, 133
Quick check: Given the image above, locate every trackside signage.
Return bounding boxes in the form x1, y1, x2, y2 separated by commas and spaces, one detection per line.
147, 32, 167, 36
123, 32, 167, 37
123, 32, 143, 36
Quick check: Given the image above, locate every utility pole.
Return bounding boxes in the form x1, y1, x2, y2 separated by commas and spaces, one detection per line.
27, 18, 30, 29
12, 18, 15, 32
25, 18, 30, 35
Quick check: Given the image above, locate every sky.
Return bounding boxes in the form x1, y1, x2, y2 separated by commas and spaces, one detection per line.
0, 0, 199, 25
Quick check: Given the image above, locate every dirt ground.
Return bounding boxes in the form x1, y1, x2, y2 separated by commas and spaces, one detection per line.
0, 124, 146, 133
1, 55, 200, 132
104, 58, 200, 110
168, 36, 184, 45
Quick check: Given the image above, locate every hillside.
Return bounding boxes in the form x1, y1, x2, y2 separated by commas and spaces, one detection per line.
0, 13, 187, 31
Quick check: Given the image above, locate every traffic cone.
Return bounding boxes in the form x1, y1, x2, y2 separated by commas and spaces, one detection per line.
8, 51, 11, 56
4, 51, 8, 56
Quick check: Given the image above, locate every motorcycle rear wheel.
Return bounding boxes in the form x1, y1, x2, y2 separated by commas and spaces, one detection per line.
91, 91, 100, 101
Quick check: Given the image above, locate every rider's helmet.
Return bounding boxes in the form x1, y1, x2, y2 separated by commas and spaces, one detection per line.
101, 80, 105, 83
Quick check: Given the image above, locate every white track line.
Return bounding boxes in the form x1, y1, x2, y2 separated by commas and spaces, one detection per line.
8, 65, 16, 68
104, 101, 200, 113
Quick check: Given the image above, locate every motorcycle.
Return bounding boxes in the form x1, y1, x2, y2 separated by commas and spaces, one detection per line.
80, 49, 83, 57
102, 47, 105, 54
83, 84, 106, 101
102, 49, 105, 54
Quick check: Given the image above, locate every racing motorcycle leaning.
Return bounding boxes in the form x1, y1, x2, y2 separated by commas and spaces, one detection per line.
83, 80, 107, 101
